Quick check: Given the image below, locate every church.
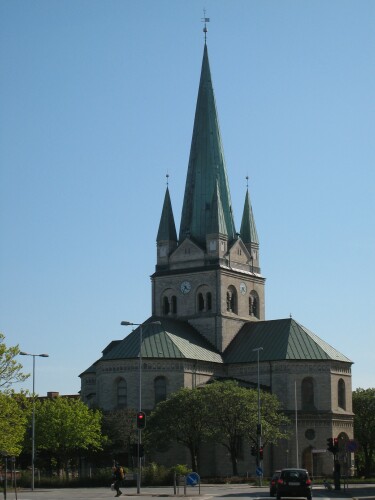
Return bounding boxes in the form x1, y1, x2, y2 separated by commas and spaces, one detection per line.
80, 37, 354, 478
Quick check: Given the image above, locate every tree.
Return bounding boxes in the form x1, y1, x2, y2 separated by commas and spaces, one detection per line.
353, 388, 375, 477
0, 333, 29, 391
145, 388, 212, 472
33, 396, 105, 474
0, 392, 29, 455
203, 381, 290, 476
101, 407, 137, 463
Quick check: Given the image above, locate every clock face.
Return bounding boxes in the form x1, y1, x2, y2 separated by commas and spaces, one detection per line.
180, 281, 192, 294
239, 282, 247, 295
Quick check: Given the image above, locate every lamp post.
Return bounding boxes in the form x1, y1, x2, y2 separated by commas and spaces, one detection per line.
253, 347, 263, 486
19, 351, 49, 491
120, 320, 160, 494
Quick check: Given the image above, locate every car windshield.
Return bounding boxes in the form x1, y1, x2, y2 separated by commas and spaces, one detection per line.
283, 470, 307, 480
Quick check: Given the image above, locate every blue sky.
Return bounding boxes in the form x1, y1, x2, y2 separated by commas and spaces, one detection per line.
1, 0, 374, 396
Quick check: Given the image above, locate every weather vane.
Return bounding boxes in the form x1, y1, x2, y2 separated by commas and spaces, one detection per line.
201, 9, 210, 42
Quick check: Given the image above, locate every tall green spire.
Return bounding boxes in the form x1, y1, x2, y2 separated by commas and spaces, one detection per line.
179, 44, 236, 247
240, 188, 259, 245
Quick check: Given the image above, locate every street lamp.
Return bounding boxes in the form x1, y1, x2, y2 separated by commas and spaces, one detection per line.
120, 320, 160, 494
19, 351, 49, 491
253, 347, 263, 486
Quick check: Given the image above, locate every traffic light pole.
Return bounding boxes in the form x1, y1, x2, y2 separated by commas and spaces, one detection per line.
137, 324, 143, 495
253, 347, 263, 486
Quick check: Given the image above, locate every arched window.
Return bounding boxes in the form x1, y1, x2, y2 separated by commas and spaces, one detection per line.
163, 296, 170, 315
198, 293, 204, 311
226, 286, 237, 314
338, 378, 346, 409
206, 292, 212, 310
116, 378, 127, 408
171, 295, 177, 314
249, 291, 259, 318
154, 376, 167, 406
301, 377, 315, 411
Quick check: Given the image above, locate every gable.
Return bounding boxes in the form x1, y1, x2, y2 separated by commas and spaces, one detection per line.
169, 238, 205, 267
228, 238, 252, 267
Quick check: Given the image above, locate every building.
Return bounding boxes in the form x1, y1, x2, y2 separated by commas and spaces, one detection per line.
80, 38, 353, 477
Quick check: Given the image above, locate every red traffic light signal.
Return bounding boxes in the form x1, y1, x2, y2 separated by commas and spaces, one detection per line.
136, 411, 146, 429
259, 446, 264, 460
333, 437, 339, 453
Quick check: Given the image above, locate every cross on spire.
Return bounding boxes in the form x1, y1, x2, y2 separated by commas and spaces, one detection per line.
201, 9, 210, 43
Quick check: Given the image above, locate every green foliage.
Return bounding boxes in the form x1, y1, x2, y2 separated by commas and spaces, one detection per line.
142, 462, 171, 485
33, 396, 105, 471
0, 333, 29, 391
146, 381, 289, 476
353, 387, 375, 477
170, 463, 192, 476
145, 387, 211, 472
202, 380, 290, 475
101, 407, 137, 455
0, 392, 29, 455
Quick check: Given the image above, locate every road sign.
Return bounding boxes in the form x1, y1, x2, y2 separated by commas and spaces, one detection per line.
346, 440, 359, 452
186, 472, 199, 486
312, 449, 327, 453
256, 466, 263, 476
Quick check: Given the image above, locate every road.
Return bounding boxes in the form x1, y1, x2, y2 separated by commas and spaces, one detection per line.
9, 483, 375, 500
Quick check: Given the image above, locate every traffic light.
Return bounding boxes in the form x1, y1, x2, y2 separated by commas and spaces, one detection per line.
259, 446, 264, 460
333, 438, 339, 454
251, 445, 257, 456
327, 437, 334, 452
136, 411, 146, 429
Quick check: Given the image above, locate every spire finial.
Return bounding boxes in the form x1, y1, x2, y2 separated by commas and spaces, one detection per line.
202, 9, 210, 43
166, 172, 169, 186
246, 175, 249, 189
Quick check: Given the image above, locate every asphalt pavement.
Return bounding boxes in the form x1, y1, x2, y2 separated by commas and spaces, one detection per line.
7, 483, 375, 500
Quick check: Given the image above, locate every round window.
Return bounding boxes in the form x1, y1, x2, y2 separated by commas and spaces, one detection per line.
305, 429, 315, 440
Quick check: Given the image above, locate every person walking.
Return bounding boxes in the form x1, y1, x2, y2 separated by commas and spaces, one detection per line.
112, 461, 124, 497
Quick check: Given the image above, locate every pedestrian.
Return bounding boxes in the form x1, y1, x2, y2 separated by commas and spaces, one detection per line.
112, 461, 124, 497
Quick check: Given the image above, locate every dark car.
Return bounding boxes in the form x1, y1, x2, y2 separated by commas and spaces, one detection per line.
270, 470, 281, 496
276, 468, 312, 500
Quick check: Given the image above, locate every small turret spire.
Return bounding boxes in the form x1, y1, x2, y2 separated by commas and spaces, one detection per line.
240, 184, 259, 246
156, 186, 177, 244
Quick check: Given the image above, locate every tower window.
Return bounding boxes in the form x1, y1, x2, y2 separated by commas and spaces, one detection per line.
226, 286, 237, 314
338, 378, 346, 410
249, 291, 259, 318
163, 296, 170, 315
198, 293, 204, 311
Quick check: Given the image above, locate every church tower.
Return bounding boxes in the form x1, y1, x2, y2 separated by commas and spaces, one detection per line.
151, 42, 265, 352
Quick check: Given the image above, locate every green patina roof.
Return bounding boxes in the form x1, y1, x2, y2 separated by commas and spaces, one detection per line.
224, 318, 352, 363
157, 187, 177, 242
179, 43, 236, 246
207, 180, 228, 236
240, 188, 259, 245
80, 318, 351, 377
101, 317, 223, 363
